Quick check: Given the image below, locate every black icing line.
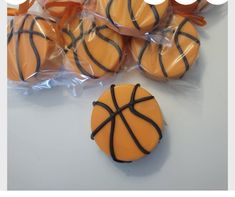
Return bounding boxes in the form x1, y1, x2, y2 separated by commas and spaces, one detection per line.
96, 28, 123, 63
106, 0, 118, 29
10, 15, 54, 81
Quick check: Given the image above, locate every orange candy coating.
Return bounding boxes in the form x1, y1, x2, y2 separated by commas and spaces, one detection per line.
91, 84, 164, 162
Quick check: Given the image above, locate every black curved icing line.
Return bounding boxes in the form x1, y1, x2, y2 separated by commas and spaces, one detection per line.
158, 44, 168, 78
92, 84, 162, 162
9, 15, 53, 81
82, 39, 113, 73
81, 22, 113, 73
174, 18, 191, 77
62, 29, 82, 52
129, 84, 162, 139
128, 0, 141, 30
138, 40, 167, 78
138, 40, 149, 65
62, 28, 97, 78
73, 50, 97, 79
96, 28, 123, 63
30, 18, 41, 73
149, 4, 160, 29
7, 19, 14, 44
16, 15, 30, 81
110, 85, 150, 155
178, 31, 200, 45
94, 101, 131, 163
106, 0, 118, 29
14, 30, 51, 40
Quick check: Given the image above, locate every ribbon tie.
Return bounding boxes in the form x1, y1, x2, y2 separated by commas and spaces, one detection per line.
45, 1, 83, 29
171, 0, 207, 26
7, 0, 36, 16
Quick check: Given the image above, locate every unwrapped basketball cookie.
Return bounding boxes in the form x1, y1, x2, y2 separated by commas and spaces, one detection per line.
131, 14, 200, 80
91, 84, 163, 162
62, 15, 125, 79
86, 0, 170, 36
7, 14, 61, 82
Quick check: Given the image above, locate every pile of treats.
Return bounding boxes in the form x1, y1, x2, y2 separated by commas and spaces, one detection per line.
7, 0, 209, 163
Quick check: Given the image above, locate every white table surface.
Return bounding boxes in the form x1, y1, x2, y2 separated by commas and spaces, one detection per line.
8, 4, 228, 190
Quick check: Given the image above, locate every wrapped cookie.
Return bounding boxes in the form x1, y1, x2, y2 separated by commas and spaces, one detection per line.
85, 0, 171, 37
62, 14, 126, 79
131, 14, 200, 80
7, 14, 63, 82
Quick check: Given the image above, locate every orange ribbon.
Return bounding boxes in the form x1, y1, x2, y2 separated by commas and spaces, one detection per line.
7, 0, 36, 16
171, 0, 207, 26
45, 1, 83, 29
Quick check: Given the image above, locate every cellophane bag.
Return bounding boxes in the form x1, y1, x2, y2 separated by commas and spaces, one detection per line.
129, 12, 202, 85
8, 0, 129, 96
129, 0, 228, 84
7, 12, 66, 93
60, 12, 127, 89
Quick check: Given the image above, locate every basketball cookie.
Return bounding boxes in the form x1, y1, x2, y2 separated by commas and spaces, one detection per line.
89, 0, 170, 35
7, 14, 59, 81
91, 84, 163, 162
131, 14, 200, 80
62, 16, 125, 79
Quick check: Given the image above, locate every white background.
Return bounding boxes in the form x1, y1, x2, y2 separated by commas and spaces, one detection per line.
6, 3, 228, 190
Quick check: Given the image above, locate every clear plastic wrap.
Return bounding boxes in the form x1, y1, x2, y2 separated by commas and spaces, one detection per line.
62, 13, 127, 80
7, 4, 127, 96
7, 13, 64, 83
130, 13, 201, 81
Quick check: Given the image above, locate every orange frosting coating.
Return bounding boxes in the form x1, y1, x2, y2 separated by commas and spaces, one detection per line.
91, 84, 164, 162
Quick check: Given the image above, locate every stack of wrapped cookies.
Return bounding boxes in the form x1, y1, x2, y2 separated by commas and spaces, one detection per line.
7, 0, 208, 85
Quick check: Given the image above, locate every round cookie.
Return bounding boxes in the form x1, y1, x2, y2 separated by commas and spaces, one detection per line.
62, 16, 125, 79
131, 14, 200, 80
91, 84, 163, 162
7, 14, 58, 81
90, 0, 170, 35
